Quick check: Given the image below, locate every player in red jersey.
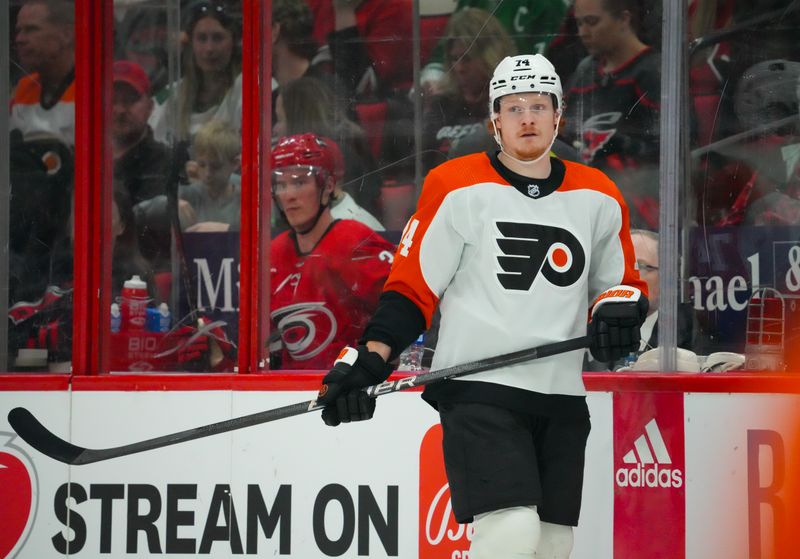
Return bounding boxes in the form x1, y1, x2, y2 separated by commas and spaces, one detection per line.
269, 134, 395, 370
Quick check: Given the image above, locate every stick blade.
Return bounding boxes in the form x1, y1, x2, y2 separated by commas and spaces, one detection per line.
8, 407, 88, 465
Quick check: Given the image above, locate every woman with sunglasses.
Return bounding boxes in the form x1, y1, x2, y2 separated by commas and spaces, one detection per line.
149, 1, 242, 145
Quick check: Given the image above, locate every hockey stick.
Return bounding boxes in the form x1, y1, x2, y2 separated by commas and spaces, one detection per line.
8, 335, 590, 465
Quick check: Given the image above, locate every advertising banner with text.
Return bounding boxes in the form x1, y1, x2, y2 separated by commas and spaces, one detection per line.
0, 387, 797, 558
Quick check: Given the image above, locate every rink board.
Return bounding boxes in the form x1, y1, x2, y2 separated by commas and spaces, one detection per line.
0, 377, 798, 559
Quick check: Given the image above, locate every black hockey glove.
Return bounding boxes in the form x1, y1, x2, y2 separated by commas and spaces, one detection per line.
317, 345, 394, 427
589, 285, 649, 363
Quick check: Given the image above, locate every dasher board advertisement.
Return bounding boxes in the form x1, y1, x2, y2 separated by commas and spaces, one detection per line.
0, 390, 612, 559
1, 387, 798, 558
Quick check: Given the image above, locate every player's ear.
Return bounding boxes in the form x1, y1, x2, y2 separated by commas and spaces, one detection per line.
322, 175, 335, 204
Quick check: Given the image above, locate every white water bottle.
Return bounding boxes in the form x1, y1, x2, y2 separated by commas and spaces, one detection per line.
398, 334, 425, 371
121, 275, 148, 331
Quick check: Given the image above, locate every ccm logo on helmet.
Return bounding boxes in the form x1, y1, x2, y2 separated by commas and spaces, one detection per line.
495, 222, 585, 291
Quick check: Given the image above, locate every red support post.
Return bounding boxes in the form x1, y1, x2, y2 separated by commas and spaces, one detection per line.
239, 0, 272, 373
73, 0, 114, 374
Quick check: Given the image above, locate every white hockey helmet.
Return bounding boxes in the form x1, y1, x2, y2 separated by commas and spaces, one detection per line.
489, 54, 563, 115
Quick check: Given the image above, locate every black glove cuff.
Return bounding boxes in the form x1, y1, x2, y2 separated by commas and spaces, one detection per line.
354, 345, 394, 383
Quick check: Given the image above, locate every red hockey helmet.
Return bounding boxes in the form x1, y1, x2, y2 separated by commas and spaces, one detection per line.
270, 133, 336, 180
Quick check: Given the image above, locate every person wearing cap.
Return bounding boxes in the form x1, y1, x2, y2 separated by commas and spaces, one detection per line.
112, 60, 171, 206
314, 53, 648, 559
269, 133, 394, 370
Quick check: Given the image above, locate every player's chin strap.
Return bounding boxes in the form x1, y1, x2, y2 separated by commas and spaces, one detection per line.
491, 112, 561, 166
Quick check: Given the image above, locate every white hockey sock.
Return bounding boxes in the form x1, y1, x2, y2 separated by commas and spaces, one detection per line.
469, 506, 540, 559
535, 521, 573, 559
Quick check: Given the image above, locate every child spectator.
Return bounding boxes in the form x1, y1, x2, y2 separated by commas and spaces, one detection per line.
269, 134, 394, 369
179, 119, 242, 232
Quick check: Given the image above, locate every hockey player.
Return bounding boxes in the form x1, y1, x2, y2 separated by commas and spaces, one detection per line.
269, 133, 395, 369
316, 54, 648, 558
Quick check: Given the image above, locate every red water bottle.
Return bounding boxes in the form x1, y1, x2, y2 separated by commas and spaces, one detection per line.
121, 275, 149, 331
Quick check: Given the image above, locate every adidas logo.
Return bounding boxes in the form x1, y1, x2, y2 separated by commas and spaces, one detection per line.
615, 418, 683, 489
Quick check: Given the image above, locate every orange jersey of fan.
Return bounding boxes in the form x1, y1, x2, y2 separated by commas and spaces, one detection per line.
384, 151, 647, 396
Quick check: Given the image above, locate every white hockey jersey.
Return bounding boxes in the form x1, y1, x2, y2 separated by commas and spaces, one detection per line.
383, 152, 646, 406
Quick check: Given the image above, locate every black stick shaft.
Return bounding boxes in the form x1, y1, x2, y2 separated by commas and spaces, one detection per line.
8, 336, 589, 465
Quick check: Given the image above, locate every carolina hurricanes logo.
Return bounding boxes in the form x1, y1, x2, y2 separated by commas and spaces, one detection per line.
579, 111, 622, 163
495, 222, 585, 291
581, 129, 616, 163
271, 302, 338, 361
0, 433, 38, 559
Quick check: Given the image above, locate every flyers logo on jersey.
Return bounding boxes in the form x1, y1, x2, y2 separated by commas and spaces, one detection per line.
495, 222, 585, 291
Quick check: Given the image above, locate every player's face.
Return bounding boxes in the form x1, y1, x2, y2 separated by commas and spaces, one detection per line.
574, 0, 627, 59
495, 93, 559, 160
273, 166, 332, 232
191, 16, 234, 74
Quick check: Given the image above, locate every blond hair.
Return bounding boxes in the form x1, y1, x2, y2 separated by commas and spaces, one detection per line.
192, 119, 241, 162
441, 8, 517, 96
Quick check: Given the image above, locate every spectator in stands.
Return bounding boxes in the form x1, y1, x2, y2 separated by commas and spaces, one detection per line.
562, 0, 661, 229
112, 60, 171, 205
11, 0, 75, 148
116, 5, 170, 97
422, 8, 516, 172
688, 0, 734, 147
274, 77, 381, 219
112, 60, 174, 271
175, 119, 241, 232
269, 134, 394, 369
631, 229, 700, 352
306, 0, 414, 99
149, 0, 242, 144
271, 0, 327, 88
586, 229, 700, 371
421, 0, 569, 98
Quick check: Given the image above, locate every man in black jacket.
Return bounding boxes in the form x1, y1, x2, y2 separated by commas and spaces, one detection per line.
111, 60, 173, 270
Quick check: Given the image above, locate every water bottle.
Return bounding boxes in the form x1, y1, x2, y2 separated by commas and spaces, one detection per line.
398, 334, 425, 371
146, 303, 171, 333
110, 303, 121, 333
120, 275, 149, 331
